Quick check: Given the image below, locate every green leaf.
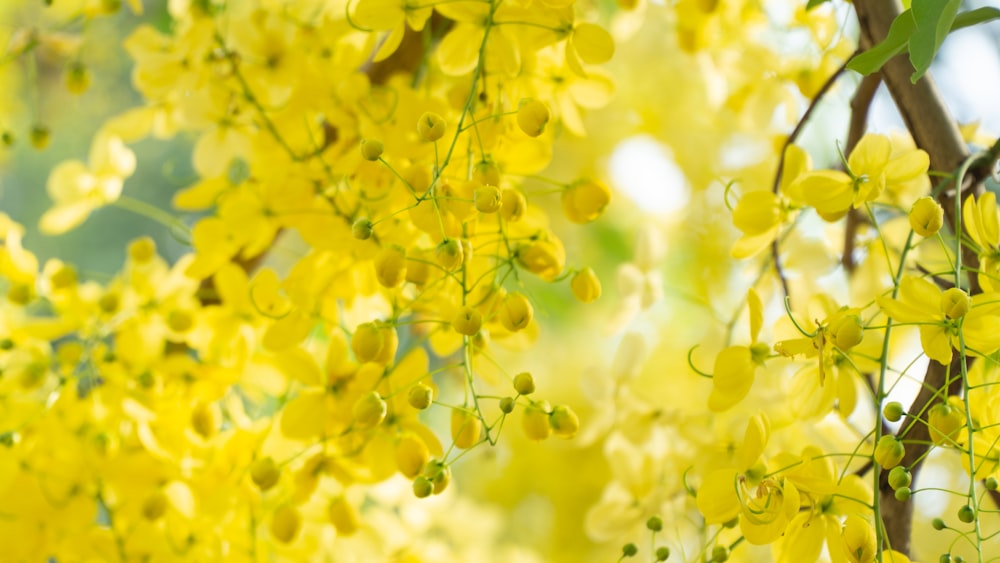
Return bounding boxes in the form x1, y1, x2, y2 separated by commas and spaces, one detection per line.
847, 9, 916, 76
806, 0, 830, 10
951, 7, 1000, 32
909, 0, 961, 82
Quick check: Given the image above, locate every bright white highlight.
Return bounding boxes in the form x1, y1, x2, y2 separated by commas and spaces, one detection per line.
609, 135, 691, 215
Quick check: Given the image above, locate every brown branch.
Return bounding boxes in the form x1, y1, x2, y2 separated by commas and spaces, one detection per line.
852, 0, 987, 555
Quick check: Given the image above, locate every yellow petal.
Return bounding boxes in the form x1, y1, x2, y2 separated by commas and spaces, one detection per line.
707, 346, 755, 412
571, 23, 615, 65
695, 468, 740, 524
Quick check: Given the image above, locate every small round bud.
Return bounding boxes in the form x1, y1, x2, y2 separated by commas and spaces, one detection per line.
452, 306, 482, 336
711, 546, 729, 562
142, 490, 168, 521
412, 476, 433, 498
513, 372, 536, 395
408, 383, 433, 410
522, 401, 551, 440
646, 515, 663, 532
475, 184, 503, 213
450, 409, 482, 449
932, 517, 946, 530
499, 292, 533, 332
549, 405, 580, 438
940, 555, 952, 563
655, 546, 671, 561
436, 238, 464, 271
940, 287, 970, 320
571, 267, 602, 303
328, 497, 360, 536
929, 398, 965, 446
500, 188, 527, 222
883, 401, 904, 422
374, 245, 407, 288
909, 196, 944, 237
828, 312, 863, 350
417, 112, 447, 142
395, 433, 430, 479
986, 477, 999, 491
1, 130, 13, 147
352, 322, 384, 363
423, 460, 451, 494
352, 391, 387, 428
129, 236, 157, 263
360, 138, 383, 161
271, 505, 301, 543
888, 466, 912, 490
958, 505, 975, 523
352, 219, 374, 240
874, 435, 905, 469
473, 160, 501, 186
65, 61, 91, 94
499, 396, 515, 413
30, 124, 50, 150
894, 487, 911, 501
562, 179, 611, 224
955, 557, 965, 563
517, 99, 550, 137
250, 457, 281, 491
622, 543, 638, 557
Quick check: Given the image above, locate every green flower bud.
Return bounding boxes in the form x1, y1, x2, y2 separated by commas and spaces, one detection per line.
932, 517, 946, 530
499, 396, 515, 413
408, 383, 433, 410
360, 139, 383, 161
646, 515, 663, 531
883, 401, 904, 422
958, 505, 975, 523
874, 435, 905, 469
894, 487, 911, 501
888, 466, 911, 490
622, 543, 638, 557
513, 372, 535, 395
655, 546, 671, 561
352, 219, 374, 240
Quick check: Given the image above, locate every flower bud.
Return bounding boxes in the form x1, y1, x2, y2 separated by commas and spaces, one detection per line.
374, 245, 407, 288
549, 405, 580, 438
436, 238, 464, 271
360, 138, 383, 161
940, 287, 970, 320
883, 401, 904, 422
142, 490, 168, 521
499, 396, 515, 413
352, 391, 387, 428
874, 435, 905, 469
517, 99, 550, 137
352, 219, 373, 240
129, 236, 157, 263
452, 306, 482, 336
513, 372, 535, 395
473, 160, 501, 186
515, 239, 565, 281
450, 409, 482, 449
711, 546, 728, 562
500, 188, 527, 222
909, 196, 944, 237
958, 505, 975, 523
395, 433, 430, 478
250, 457, 281, 491
842, 515, 876, 563
622, 543, 638, 557
328, 496, 359, 536
417, 112, 446, 142
30, 124, 50, 150
562, 179, 611, 224
888, 466, 911, 490
828, 313, 864, 350
65, 61, 91, 94
499, 292, 533, 332
522, 401, 551, 440
655, 546, 671, 561
475, 184, 503, 213
571, 267, 602, 303
271, 505, 301, 543
422, 460, 451, 494
646, 516, 663, 531
412, 476, 433, 498
408, 383, 433, 410
351, 322, 384, 363
929, 398, 965, 446
894, 487, 911, 501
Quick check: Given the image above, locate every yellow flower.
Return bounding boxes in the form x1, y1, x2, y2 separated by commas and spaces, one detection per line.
963, 191, 1000, 291
39, 134, 136, 234
877, 276, 1000, 365
793, 133, 929, 220
708, 288, 769, 412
